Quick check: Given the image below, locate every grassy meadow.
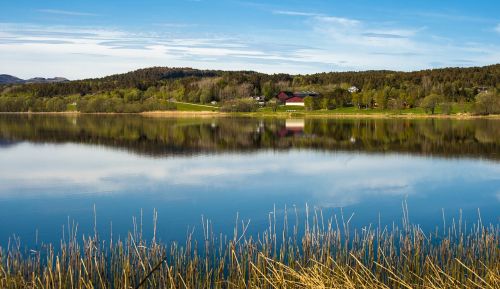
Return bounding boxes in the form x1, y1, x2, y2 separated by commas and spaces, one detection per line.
173, 101, 219, 112
0, 205, 498, 289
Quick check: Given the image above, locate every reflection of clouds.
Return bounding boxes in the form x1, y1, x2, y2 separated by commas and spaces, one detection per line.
0, 144, 281, 197
0, 144, 499, 208
171, 167, 261, 185
283, 155, 416, 207
314, 179, 411, 207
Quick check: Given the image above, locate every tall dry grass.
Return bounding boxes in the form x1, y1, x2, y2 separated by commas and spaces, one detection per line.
0, 204, 498, 289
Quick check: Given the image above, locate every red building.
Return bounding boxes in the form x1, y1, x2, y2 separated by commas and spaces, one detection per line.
277, 91, 293, 102
276, 91, 320, 106
285, 96, 305, 104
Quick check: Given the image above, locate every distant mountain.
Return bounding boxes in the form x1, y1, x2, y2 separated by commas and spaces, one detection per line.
0, 74, 24, 84
0, 74, 69, 84
24, 77, 69, 84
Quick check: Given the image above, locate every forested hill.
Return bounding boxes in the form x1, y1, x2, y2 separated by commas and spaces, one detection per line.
0, 64, 498, 114
2, 65, 498, 98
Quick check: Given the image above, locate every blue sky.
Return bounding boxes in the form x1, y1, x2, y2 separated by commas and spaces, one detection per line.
1, 0, 499, 79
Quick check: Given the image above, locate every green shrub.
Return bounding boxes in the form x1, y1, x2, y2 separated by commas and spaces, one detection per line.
388, 98, 405, 111
473, 91, 500, 115
220, 99, 257, 112
420, 94, 442, 114
440, 102, 452, 115
304, 96, 320, 111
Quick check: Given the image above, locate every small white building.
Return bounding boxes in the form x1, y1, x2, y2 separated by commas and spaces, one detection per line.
285, 97, 305, 106
348, 86, 359, 93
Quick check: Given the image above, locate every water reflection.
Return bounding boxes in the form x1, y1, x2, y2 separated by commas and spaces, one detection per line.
0, 114, 498, 246
0, 114, 498, 159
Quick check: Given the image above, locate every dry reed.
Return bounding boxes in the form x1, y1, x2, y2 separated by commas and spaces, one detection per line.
0, 204, 498, 289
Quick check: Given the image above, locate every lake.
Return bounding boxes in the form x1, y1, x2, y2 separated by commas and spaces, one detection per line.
0, 114, 498, 247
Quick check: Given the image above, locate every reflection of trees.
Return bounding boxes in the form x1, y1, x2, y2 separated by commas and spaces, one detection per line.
0, 114, 498, 160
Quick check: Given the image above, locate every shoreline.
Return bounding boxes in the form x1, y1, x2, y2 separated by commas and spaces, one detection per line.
1, 110, 499, 119
235, 111, 500, 119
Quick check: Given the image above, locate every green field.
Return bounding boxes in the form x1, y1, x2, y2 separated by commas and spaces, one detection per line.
173, 101, 219, 111
173, 101, 477, 116
253, 102, 475, 116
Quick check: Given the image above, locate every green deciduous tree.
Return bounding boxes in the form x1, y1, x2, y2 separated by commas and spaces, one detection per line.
420, 94, 442, 114
440, 102, 452, 115
388, 98, 405, 111
304, 96, 320, 111
267, 99, 279, 112
321, 97, 336, 110
362, 89, 375, 109
473, 91, 500, 115
304, 96, 314, 111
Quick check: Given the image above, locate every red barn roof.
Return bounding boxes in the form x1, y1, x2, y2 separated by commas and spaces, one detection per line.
276, 91, 319, 103
277, 91, 293, 101
286, 96, 304, 103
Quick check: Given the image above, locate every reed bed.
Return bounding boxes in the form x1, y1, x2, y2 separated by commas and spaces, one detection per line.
0, 205, 498, 289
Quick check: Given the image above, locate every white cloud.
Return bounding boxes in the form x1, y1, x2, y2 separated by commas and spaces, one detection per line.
38, 9, 99, 17
273, 10, 319, 17
273, 10, 360, 26
314, 16, 360, 26
153, 23, 197, 28
0, 23, 282, 79
495, 23, 500, 33
311, 16, 418, 48
0, 17, 498, 79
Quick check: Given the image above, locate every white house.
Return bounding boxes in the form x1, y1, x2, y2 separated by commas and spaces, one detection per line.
348, 86, 359, 93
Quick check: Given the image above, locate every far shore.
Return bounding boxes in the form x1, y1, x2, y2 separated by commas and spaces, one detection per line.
1, 110, 499, 119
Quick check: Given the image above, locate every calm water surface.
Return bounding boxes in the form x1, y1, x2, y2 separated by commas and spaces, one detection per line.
0, 115, 498, 246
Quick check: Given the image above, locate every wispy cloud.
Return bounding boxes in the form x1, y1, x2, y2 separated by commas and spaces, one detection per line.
272, 10, 411, 45
38, 9, 99, 17
362, 32, 407, 39
410, 11, 495, 24
0, 39, 74, 45
311, 17, 417, 49
314, 16, 360, 26
153, 22, 197, 28
0, 23, 292, 78
0, 17, 498, 79
495, 23, 500, 33
279, 10, 500, 72
273, 10, 319, 17
273, 10, 360, 27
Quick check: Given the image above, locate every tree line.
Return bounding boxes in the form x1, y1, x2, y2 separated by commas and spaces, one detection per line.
0, 65, 499, 114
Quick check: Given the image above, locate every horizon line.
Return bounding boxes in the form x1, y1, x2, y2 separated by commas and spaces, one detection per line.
2, 63, 499, 82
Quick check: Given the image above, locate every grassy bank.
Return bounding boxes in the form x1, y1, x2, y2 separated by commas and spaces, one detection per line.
144, 102, 500, 119
2, 110, 500, 120
173, 101, 219, 112
1, 206, 498, 289
2, 100, 500, 119
142, 102, 500, 119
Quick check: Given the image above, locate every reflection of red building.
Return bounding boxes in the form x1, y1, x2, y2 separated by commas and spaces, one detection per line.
278, 119, 305, 137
